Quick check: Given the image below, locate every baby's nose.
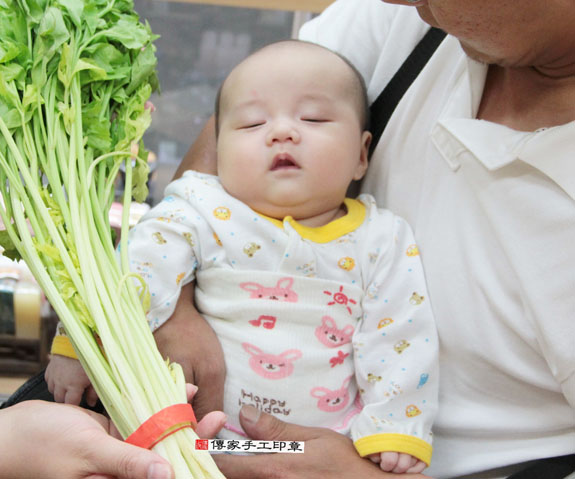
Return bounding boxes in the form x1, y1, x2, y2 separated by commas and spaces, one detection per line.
266, 119, 301, 145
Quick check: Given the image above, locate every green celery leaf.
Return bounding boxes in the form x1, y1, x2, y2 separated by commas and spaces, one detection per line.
0, 78, 22, 123
0, 103, 20, 129
114, 83, 151, 151
71, 294, 95, 328
0, 39, 23, 64
0, 230, 22, 261
0, 63, 25, 85
56, 0, 84, 28
108, 0, 135, 16
132, 140, 149, 203
18, 0, 47, 25
84, 42, 130, 81
40, 187, 64, 227
77, 58, 108, 82
32, 6, 70, 87
57, 100, 74, 133
99, 16, 151, 50
111, 86, 128, 105
126, 42, 157, 95
82, 0, 106, 34
35, 241, 63, 263
0, 0, 29, 53
58, 45, 107, 87
83, 109, 112, 152
22, 84, 41, 113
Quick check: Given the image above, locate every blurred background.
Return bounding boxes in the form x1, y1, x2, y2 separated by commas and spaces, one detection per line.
0, 0, 333, 403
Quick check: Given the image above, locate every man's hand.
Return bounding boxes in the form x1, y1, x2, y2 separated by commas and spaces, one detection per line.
154, 282, 226, 421
214, 405, 432, 479
1, 400, 175, 479
1, 391, 225, 479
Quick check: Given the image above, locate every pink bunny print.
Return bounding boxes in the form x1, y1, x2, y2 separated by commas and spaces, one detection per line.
310, 375, 353, 412
315, 316, 355, 348
334, 392, 363, 431
242, 343, 302, 380
240, 277, 298, 302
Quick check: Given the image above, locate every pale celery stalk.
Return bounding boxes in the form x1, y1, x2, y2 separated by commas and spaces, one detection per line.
0, 0, 225, 476
0, 99, 225, 479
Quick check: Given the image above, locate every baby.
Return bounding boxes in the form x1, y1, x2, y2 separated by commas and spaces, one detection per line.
48, 40, 438, 474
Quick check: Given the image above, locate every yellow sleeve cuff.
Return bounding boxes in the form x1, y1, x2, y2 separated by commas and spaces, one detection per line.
51, 334, 79, 359
354, 433, 432, 466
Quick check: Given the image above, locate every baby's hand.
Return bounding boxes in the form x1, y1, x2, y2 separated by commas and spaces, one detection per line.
369, 451, 426, 474
45, 355, 98, 407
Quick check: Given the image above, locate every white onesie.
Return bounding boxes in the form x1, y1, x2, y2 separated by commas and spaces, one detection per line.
126, 171, 439, 464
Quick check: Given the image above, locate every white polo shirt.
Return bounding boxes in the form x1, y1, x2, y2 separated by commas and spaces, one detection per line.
301, 1, 575, 478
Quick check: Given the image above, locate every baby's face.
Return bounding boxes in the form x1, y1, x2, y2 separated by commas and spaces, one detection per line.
216, 43, 371, 222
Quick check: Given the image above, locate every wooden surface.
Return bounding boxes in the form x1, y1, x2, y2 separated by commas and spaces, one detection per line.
155, 0, 334, 13
0, 311, 57, 377
0, 375, 29, 397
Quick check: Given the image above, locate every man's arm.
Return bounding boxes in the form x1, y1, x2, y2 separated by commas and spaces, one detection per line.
153, 282, 226, 420
172, 115, 217, 180
155, 115, 224, 420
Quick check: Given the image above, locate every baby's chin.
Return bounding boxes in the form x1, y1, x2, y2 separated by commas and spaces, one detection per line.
248, 202, 298, 221
251, 201, 347, 228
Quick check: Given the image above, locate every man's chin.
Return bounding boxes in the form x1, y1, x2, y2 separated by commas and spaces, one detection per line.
416, 5, 440, 28
458, 42, 504, 67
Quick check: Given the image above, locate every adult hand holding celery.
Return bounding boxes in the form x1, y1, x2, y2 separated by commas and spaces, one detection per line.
0, 0, 224, 477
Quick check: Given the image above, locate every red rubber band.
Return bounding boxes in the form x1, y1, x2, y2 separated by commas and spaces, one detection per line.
125, 403, 197, 450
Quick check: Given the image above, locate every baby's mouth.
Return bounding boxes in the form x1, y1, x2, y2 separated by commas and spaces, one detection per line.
270, 153, 300, 171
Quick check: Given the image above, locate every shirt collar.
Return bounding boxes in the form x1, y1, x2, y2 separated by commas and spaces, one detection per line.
436, 117, 575, 201
432, 55, 575, 201
260, 198, 366, 243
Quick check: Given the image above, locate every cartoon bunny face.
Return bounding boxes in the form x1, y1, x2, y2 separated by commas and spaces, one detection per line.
315, 316, 355, 348
242, 343, 302, 380
240, 277, 298, 302
310, 376, 353, 412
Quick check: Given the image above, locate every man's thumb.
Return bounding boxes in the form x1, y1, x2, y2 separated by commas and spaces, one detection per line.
238, 405, 314, 441
90, 437, 174, 479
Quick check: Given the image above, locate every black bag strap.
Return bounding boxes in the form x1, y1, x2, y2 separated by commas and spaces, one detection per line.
368, 27, 446, 156
506, 454, 575, 479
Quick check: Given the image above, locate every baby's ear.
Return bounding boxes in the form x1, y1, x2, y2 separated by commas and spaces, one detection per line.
354, 130, 371, 180
242, 342, 263, 356
342, 324, 355, 336
280, 349, 303, 361
310, 387, 329, 398
321, 315, 336, 328
240, 282, 262, 292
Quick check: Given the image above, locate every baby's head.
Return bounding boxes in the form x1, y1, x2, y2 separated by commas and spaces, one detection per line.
215, 40, 372, 226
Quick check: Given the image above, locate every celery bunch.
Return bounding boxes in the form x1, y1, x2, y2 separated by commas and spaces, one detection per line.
0, 0, 223, 477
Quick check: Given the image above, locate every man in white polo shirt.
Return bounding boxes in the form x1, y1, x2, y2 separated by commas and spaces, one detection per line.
25, 0, 571, 477
295, 1, 575, 477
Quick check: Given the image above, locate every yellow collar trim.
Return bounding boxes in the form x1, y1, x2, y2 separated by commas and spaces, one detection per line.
260, 198, 366, 243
